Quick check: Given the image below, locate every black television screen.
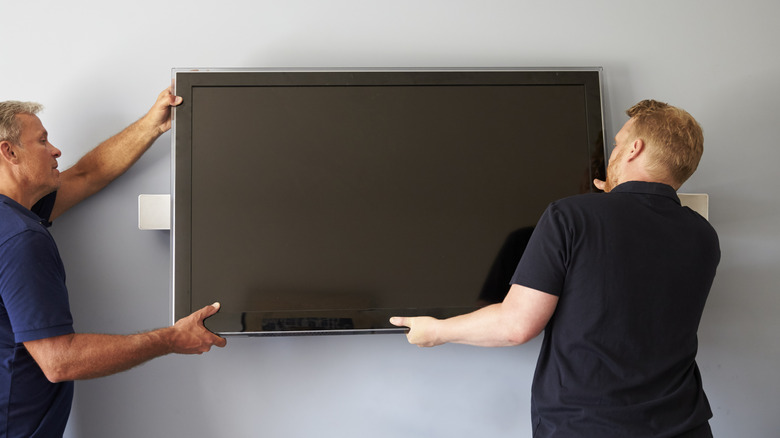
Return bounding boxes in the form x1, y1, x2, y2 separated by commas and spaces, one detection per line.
171, 68, 605, 335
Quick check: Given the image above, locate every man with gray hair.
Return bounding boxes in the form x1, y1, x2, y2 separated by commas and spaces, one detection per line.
0, 88, 226, 437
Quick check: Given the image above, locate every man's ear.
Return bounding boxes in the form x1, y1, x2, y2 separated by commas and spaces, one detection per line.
0, 140, 20, 164
626, 138, 645, 162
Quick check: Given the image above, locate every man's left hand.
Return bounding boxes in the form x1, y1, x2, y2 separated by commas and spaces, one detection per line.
390, 316, 442, 347
142, 85, 183, 135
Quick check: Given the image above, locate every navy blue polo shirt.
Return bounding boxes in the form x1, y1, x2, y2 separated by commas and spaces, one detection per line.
512, 181, 720, 438
0, 193, 74, 438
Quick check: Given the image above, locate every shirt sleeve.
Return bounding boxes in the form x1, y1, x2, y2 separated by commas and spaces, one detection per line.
0, 230, 74, 343
510, 203, 570, 297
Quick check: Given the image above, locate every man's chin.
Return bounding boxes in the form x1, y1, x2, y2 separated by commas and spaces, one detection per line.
49, 179, 62, 194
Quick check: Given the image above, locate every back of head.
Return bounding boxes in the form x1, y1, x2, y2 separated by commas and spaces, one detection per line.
0, 101, 44, 146
626, 100, 703, 187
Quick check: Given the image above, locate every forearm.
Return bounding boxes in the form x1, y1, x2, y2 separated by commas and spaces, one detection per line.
25, 303, 225, 383
50, 87, 180, 220
437, 304, 524, 347
391, 284, 558, 348
67, 115, 162, 192
28, 329, 174, 383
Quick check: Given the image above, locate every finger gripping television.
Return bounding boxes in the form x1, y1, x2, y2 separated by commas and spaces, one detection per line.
171, 68, 605, 336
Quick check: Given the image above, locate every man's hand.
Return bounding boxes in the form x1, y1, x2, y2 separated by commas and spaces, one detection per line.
50, 85, 184, 221
389, 316, 442, 347
141, 85, 183, 136
169, 303, 227, 354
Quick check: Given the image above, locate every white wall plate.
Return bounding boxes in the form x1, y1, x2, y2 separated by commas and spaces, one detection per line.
679, 193, 709, 221
138, 194, 171, 230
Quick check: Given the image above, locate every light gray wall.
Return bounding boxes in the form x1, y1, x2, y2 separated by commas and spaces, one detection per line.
2, 1, 778, 436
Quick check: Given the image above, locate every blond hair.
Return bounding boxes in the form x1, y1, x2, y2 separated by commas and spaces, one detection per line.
0, 101, 44, 146
626, 100, 703, 186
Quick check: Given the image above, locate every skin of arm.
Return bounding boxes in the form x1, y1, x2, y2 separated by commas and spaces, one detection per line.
390, 284, 558, 348
23, 303, 227, 383
49, 86, 182, 221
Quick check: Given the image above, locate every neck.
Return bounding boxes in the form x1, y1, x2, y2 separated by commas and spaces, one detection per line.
620, 159, 679, 190
0, 190, 31, 209
618, 174, 679, 191
0, 179, 45, 210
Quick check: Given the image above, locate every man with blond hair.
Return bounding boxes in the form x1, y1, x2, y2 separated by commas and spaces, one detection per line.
392, 100, 719, 437
0, 88, 226, 437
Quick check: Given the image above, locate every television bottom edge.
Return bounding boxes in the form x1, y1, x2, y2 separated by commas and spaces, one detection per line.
203, 306, 479, 336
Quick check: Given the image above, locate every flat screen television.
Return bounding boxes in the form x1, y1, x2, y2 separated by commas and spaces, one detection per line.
171, 68, 605, 336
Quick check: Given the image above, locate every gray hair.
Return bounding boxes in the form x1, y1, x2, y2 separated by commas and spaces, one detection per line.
0, 101, 44, 145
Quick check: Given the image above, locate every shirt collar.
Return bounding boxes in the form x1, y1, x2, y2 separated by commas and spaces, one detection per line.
0, 194, 49, 224
610, 181, 681, 205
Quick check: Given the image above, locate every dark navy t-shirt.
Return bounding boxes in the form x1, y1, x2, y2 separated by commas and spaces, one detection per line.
0, 193, 74, 438
512, 182, 720, 438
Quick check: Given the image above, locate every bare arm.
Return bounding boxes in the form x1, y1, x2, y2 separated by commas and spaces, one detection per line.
390, 284, 558, 347
24, 303, 226, 383
50, 87, 182, 221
